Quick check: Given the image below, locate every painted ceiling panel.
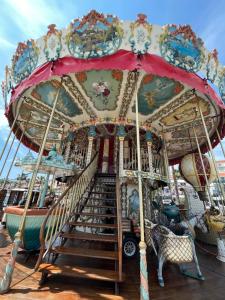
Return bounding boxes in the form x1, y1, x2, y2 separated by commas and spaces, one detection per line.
31, 80, 83, 117
75, 70, 123, 111
133, 74, 184, 115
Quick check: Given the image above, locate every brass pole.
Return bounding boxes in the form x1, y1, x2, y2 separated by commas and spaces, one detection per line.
19, 84, 61, 232
193, 126, 213, 206
215, 128, 225, 211
1, 116, 31, 190
134, 72, 149, 300
216, 128, 225, 158
161, 130, 171, 189
0, 99, 24, 161
0, 128, 18, 177
171, 165, 180, 204
0, 81, 61, 294
1, 132, 25, 190
198, 107, 225, 207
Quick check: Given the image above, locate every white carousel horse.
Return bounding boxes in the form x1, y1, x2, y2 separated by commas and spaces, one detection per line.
145, 214, 208, 287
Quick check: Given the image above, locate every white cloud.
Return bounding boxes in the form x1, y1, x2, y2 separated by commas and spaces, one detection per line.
0, 37, 15, 49
201, 14, 225, 50
199, 3, 225, 64
4, 0, 76, 38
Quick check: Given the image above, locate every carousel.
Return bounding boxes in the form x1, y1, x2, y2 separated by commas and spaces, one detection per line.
1, 10, 225, 299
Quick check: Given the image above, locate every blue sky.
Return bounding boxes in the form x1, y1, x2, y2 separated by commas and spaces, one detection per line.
0, 0, 225, 178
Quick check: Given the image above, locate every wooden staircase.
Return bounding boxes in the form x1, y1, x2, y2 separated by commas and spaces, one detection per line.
37, 172, 123, 294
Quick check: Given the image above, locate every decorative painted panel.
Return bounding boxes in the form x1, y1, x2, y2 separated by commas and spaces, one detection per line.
129, 14, 152, 54
160, 98, 210, 127
218, 69, 225, 105
206, 49, 218, 83
20, 102, 62, 128
160, 25, 205, 72
128, 188, 140, 226
133, 74, 184, 115
5, 10, 225, 103
76, 70, 123, 111
44, 24, 62, 61
31, 80, 82, 117
66, 10, 123, 58
12, 40, 39, 84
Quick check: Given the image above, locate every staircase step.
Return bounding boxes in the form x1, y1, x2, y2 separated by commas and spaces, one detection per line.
39, 263, 123, 282
91, 191, 115, 195
88, 197, 116, 201
68, 221, 117, 229
60, 231, 117, 242
95, 183, 116, 186
51, 246, 118, 260
95, 173, 116, 178
75, 212, 116, 218
85, 204, 116, 209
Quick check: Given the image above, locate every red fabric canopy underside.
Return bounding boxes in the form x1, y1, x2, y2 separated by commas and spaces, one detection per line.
5, 49, 225, 164
8, 50, 224, 108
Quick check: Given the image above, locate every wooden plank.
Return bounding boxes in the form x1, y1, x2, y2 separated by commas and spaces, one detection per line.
91, 191, 116, 195
60, 231, 117, 242
87, 197, 116, 201
85, 204, 116, 209
74, 212, 117, 218
39, 263, 124, 282
68, 221, 117, 229
51, 246, 118, 260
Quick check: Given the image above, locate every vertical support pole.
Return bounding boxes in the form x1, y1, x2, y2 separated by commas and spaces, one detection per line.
39, 173, 50, 208
162, 132, 171, 189
0, 130, 18, 177
198, 107, 225, 205
86, 138, 94, 165
145, 131, 153, 178
102, 138, 109, 173
216, 128, 225, 158
171, 165, 180, 204
3, 190, 11, 207
0, 81, 61, 294
135, 74, 150, 300
193, 126, 213, 205
64, 141, 71, 163
119, 137, 124, 178
1, 116, 31, 189
0, 98, 23, 162
121, 182, 128, 218
117, 125, 126, 178
86, 126, 96, 166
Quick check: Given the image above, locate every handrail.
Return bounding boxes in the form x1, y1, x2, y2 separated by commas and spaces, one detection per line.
35, 152, 98, 270
116, 176, 123, 281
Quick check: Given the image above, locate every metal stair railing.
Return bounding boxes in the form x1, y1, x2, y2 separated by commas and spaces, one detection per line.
35, 152, 98, 270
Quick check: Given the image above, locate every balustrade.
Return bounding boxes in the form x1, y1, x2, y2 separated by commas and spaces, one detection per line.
122, 146, 167, 180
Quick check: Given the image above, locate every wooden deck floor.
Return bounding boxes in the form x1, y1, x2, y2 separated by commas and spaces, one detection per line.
1, 228, 225, 300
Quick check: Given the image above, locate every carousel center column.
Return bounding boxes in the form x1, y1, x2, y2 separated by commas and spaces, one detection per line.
86, 125, 96, 165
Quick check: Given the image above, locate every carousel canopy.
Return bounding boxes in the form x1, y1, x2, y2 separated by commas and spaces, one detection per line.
3, 10, 225, 164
